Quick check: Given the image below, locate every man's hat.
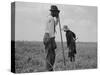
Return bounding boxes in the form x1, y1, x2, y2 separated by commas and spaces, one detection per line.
62, 25, 69, 31
50, 5, 60, 12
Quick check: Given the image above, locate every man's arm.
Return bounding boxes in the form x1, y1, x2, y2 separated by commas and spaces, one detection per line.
55, 12, 59, 26
55, 17, 59, 26
45, 16, 51, 33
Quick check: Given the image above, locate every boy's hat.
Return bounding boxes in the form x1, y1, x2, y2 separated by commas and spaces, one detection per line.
50, 5, 60, 12
62, 25, 69, 31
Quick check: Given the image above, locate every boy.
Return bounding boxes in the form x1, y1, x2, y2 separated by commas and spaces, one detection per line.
63, 25, 77, 62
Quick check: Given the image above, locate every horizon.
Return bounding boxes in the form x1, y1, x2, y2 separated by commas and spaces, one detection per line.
14, 40, 97, 43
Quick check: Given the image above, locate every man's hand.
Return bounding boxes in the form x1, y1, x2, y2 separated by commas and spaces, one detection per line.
55, 12, 59, 18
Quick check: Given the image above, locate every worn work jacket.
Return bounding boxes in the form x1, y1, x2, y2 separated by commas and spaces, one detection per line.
45, 15, 59, 38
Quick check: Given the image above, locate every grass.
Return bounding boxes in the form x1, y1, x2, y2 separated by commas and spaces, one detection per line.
15, 41, 97, 73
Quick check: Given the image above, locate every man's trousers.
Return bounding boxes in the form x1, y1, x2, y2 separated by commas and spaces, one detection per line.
43, 33, 57, 71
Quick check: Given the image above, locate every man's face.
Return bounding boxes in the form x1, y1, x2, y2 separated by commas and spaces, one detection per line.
64, 30, 66, 32
51, 11, 59, 17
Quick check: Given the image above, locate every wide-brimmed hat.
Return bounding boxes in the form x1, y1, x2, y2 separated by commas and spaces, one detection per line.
62, 25, 69, 31
50, 5, 60, 12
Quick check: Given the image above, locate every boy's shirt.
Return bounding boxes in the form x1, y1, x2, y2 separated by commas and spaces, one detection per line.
65, 30, 76, 46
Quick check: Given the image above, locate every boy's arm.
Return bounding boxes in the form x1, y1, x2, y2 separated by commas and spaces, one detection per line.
72, 32, 76, 40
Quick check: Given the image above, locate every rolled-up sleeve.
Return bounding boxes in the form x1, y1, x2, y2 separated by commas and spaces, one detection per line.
54, 18, 59, 26
45, 16, 50, 33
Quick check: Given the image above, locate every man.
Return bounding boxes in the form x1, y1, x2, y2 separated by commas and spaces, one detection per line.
43, 5, 60, 71
63, 25, 77, 62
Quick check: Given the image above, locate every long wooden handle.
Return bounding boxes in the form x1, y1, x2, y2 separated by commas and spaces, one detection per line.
58, 17, 66, 67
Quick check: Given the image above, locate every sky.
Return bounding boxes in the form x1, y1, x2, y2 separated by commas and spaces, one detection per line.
15, 2, 97, 42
